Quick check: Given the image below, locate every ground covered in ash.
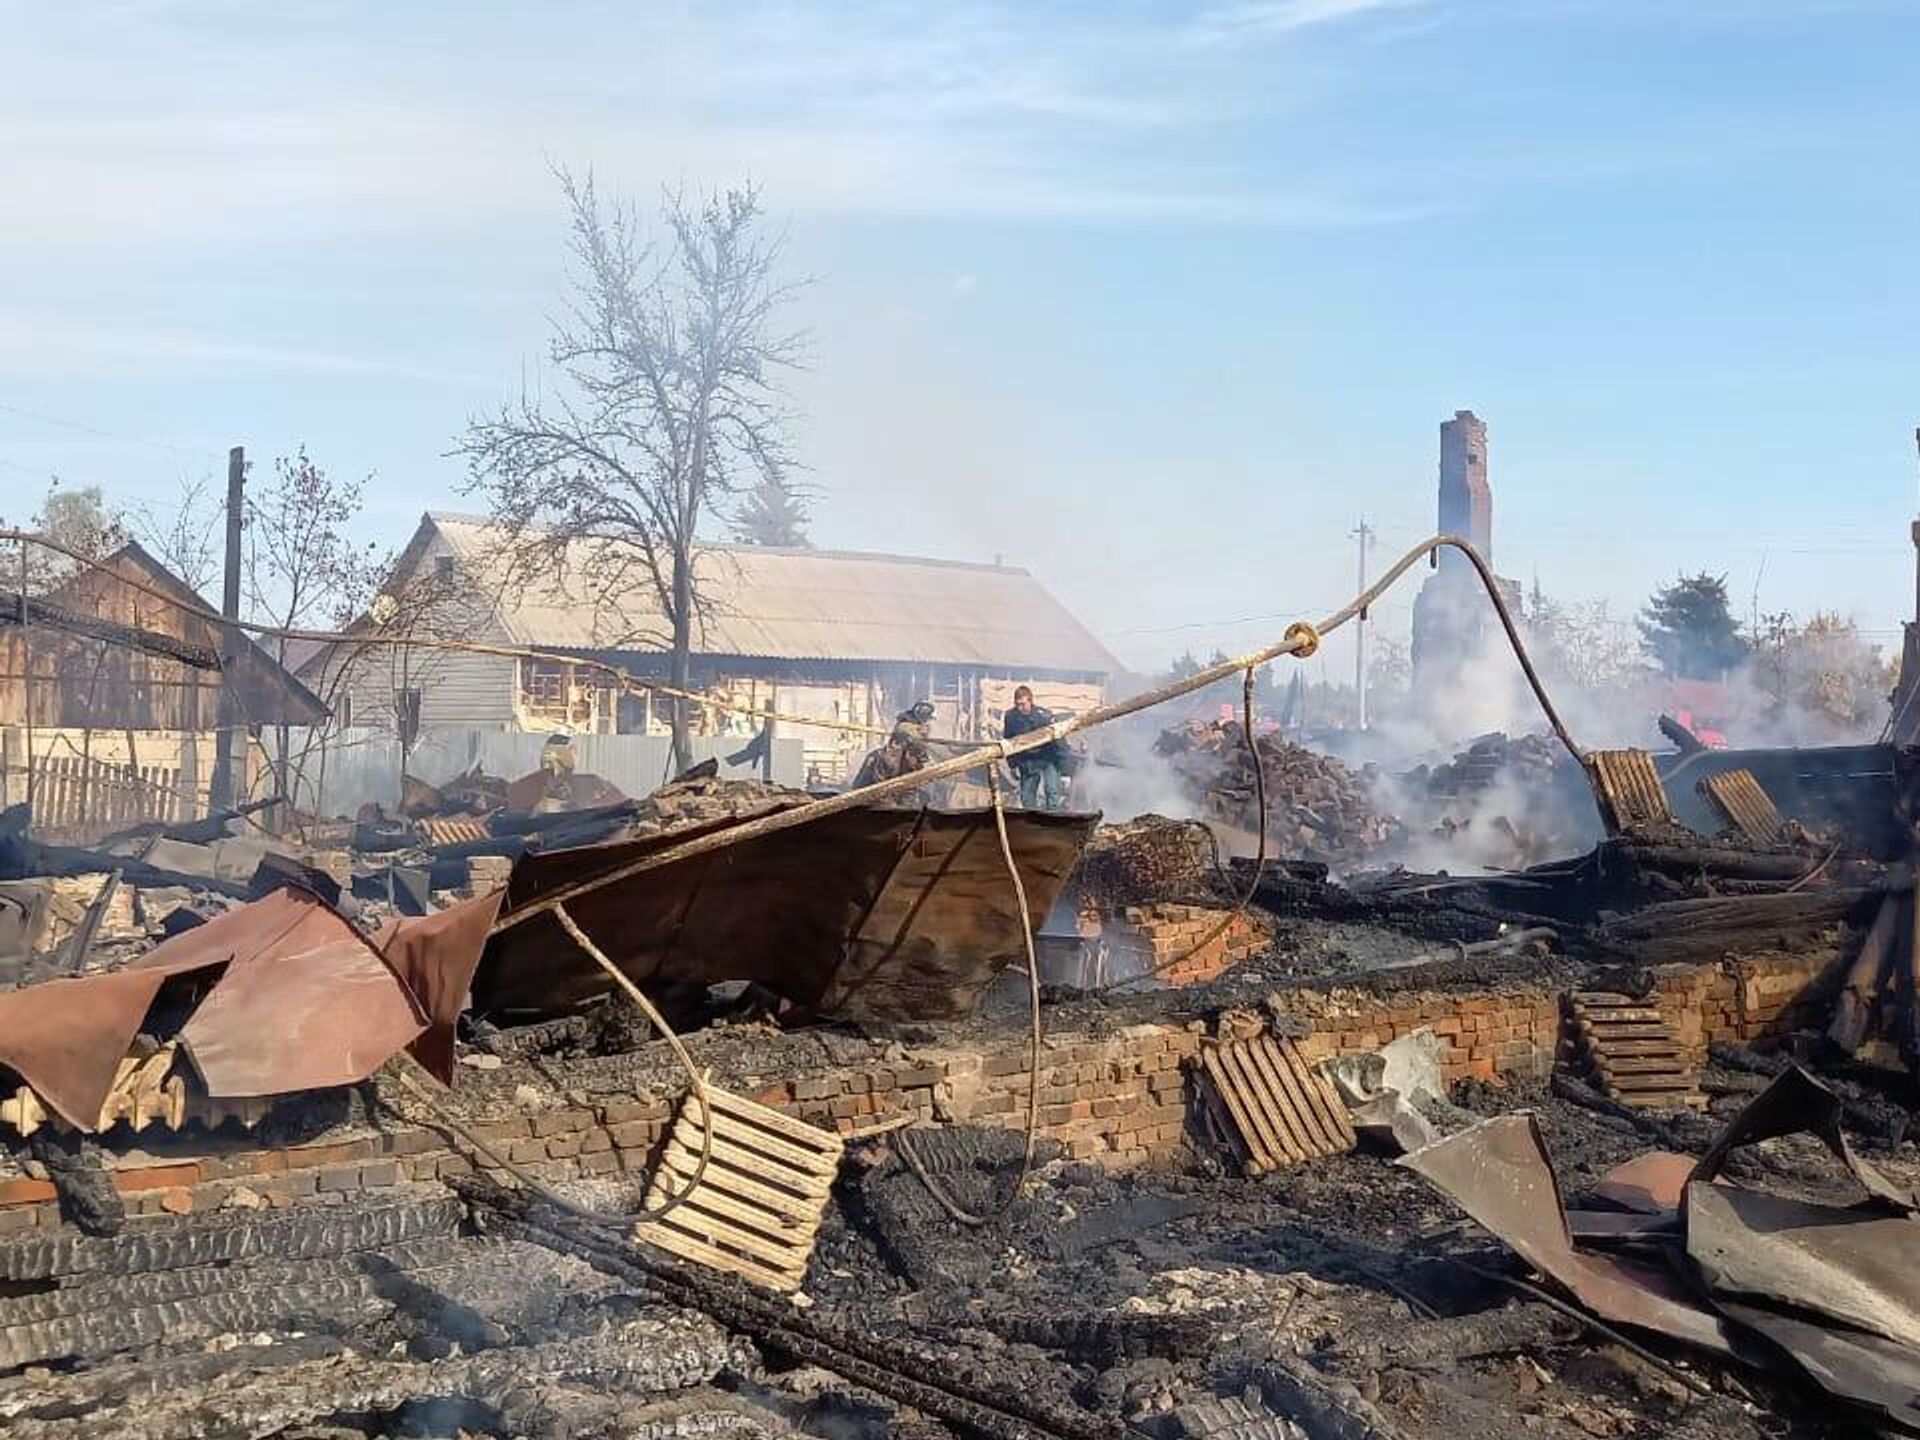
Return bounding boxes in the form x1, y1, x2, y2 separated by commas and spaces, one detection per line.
799, 1065, 1920, 1440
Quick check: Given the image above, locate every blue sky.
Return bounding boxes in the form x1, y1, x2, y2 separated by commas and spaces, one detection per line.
1, 0, 1916, 675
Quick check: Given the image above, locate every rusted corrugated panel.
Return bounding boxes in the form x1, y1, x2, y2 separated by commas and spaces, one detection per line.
1696, 768, 1785, 842
635, 1086, 843, 1292
0, 887, 496, 1127
477, 807, 1097, 1024
418, 816, 492, 847
1401, 1114, 1732, 1354
1586, 749, 1674, 833
1197, 1034, 1355, 1174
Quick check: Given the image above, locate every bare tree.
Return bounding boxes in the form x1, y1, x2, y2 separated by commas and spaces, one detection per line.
243, 447, 383, 812
128, 473, 222, 598
455, 170, 808, 772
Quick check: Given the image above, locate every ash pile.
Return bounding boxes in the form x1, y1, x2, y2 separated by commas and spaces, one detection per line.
1152, 721, 1401, 866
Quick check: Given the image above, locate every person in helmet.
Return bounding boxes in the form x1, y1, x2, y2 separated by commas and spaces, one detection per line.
853, 701, 939, 791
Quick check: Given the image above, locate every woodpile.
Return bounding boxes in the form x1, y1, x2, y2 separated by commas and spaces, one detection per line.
1152, 723, 1399, 865
1401, 731, 1562, 801
1076, 816, 1222, 910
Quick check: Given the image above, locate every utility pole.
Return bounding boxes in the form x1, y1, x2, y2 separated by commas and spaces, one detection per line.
1350, 518, 1375, 730
207, 446, 246, 813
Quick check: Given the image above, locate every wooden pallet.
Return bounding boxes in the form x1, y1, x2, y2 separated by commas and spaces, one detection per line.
1196, 1034, 1355, 1175
1586, 749, 1675, 834
634, 1084, 844, 1293
1566, 992, 1705, 1110
1696, 768, 1785, 843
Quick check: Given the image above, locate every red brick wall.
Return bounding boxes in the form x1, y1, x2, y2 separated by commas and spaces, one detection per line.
1097, 903, 1273, 987
0, 953, 1838, 1233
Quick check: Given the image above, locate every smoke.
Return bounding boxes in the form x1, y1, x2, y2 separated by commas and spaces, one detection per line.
1072, 717, 1209, 825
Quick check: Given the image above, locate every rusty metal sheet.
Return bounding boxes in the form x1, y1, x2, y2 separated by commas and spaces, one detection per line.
1586, 749, 1675, 834
1401, 1113, 1732, 1354
1711, 1300, 1920, 1430
478, 806, 1097, 1023
375, 887, 507, 1083
418, 815, 492, 847
1590, 1150, 1692, 1214
0, 888, 475, 1126
178, 934, 426, 1099
1688, 1184, 1920, 1348
1695, 768, 1785, 843
1689, 1064, 1912, 1211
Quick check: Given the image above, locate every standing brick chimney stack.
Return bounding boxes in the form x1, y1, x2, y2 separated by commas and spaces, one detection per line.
1437, 409, 1491, 567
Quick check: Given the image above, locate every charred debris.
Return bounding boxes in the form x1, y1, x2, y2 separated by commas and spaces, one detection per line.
1, 730, 1920, 1440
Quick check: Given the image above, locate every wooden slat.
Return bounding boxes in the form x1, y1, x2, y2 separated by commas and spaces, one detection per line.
634, 1085, 842, 1293
1565, 991, 1704, 1110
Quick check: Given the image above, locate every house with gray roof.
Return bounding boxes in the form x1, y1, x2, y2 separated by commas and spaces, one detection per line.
296, 513, 1118, 782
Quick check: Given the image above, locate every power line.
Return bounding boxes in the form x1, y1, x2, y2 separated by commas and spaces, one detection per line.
0, 400, 222, 461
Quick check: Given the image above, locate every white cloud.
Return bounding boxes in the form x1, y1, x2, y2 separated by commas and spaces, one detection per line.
0, 3, 1429, 255
1193, 0, 1430, 41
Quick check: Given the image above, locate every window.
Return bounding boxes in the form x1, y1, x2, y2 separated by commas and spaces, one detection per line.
434, 554, 456, 581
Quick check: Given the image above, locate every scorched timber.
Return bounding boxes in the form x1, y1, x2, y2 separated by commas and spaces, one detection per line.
0, 1193, 463, 1282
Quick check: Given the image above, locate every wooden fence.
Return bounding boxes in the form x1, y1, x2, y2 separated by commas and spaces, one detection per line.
25, 752, 189, 841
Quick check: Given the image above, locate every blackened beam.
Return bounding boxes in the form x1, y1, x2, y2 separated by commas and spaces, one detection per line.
0, 595, 221, 670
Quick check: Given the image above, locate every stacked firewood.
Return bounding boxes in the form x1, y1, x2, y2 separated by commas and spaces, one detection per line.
1076, 815, 1223, 910
1401, 731, 1562, 801
1153, 723, 1400, 865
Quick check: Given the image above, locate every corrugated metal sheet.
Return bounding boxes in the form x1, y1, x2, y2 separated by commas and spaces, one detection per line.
429, 513, 1119, 676
1696, 768, 1785, 843
1587, 749, 1675, 833
1197, 1033, 1355, 1174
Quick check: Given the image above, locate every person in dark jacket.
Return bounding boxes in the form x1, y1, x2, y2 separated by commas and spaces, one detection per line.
1003, 686, 1066, 809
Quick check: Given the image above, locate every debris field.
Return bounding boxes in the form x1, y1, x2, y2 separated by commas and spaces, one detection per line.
1, 732, 1919, 1440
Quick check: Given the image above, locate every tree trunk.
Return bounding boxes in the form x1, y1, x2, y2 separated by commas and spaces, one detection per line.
669, 547, 694, 776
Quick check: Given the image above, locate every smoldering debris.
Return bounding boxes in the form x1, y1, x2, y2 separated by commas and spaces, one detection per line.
1152, 721, 1402, 866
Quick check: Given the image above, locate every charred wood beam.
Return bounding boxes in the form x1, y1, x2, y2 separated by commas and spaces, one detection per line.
0, 823, 253, 898
0, 1193, 463, 1282
0, 1333, 353, 1427
2, 1309, 734, 1440
462, 1179, 1128, 1440
0, 1236, 529, 1368
93, 798, 280, 849
0, 595, 221, 671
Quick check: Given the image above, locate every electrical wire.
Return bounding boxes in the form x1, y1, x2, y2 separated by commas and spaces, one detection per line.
383, 898, 715, 1232
896, 761, 1045, 1222
1091, 666, 1269, 995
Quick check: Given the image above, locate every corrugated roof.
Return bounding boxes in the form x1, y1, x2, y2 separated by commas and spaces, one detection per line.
426, 513, 1118, 675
